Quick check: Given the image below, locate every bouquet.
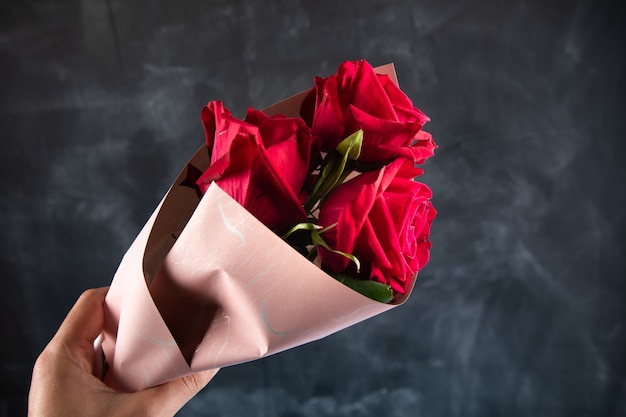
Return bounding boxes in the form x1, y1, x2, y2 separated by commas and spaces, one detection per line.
99, 60, 437, 392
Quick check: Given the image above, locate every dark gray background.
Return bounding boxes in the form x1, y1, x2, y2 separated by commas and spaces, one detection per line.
1, 1, 624, 416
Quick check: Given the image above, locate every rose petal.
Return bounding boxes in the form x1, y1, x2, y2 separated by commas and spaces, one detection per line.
197, 102, 318, 233
202, 101, 259, 166
318, 157, 436, 295
245, 109, 320, 196
311, 76, 345, 150
203, 134, 307, 232
344, 60, 398, 121
345, 106, 429, 165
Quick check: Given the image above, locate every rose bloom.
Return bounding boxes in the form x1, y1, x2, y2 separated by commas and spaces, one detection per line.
318, 158, 436, 295
196, 101, 321, 233
301, 59, 437, 166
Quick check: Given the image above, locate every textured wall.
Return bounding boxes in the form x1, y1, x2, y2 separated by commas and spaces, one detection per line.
1, 1, 625, 416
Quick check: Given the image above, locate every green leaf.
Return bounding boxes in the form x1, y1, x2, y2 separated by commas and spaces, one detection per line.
311, 229, 361, 272
281, 221, 321, 240
304, 130, 364, 213
332, 273, 394, 303
304, 153, 336, 212
336, 129, 363, 160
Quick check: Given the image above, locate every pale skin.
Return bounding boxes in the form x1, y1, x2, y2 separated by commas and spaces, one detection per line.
28, 287, 219, 417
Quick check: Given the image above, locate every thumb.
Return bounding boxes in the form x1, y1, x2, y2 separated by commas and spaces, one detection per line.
132, 368, 220, 417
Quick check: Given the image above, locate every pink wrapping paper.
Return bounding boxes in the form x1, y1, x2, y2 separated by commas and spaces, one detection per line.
100, 64, 415, 392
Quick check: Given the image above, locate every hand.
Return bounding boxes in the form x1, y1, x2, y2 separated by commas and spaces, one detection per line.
28, 287, 218, 417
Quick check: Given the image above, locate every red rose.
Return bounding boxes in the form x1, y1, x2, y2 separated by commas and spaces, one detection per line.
317, 158, 436, 295
196, 101, 321, 233
301, 60, 437, 166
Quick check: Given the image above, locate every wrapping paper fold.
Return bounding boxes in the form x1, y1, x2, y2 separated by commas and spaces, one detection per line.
100, 64, 413, 392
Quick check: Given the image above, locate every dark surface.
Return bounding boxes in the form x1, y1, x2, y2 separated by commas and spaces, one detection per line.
1, 1, 625, 416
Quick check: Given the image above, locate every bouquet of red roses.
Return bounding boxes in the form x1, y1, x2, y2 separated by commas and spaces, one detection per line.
99, 60, 437, 392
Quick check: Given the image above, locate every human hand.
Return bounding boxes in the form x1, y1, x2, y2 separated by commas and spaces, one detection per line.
28, 287, 219, 417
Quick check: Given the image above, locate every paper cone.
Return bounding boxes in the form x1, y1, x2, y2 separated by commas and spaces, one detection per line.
100, 64, 413, 392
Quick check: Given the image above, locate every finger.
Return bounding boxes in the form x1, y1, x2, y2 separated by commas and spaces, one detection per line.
135, 368, 220, 417
53, 287, 109, 349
